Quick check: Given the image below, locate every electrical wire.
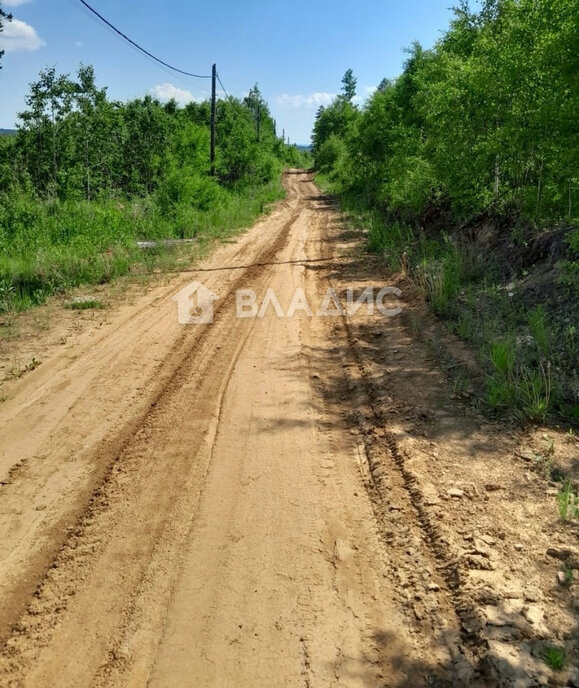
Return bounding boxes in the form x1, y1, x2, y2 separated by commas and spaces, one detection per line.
72, 0, 211, 79
216, 72, 230, 100
67, 0, 194, 89
69, 0, 244, 117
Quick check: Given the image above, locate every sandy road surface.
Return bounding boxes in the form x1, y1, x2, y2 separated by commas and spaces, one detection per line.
0, 172, 576, 687
0, 172, 418, 686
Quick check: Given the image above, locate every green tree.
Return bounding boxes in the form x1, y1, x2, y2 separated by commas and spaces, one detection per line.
5, 62, 295, 203
316, 0, 579, 223
312, 72, 361, 173
17, 67, 77, 195
341, 69, 357, 102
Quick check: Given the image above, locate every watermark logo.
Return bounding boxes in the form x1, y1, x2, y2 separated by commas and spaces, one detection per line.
172, 281, 219, 324
173, 282, 402, 325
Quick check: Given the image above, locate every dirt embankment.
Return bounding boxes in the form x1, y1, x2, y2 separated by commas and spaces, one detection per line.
0, 171, 577, 687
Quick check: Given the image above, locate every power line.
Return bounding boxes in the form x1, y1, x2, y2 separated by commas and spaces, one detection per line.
67, 0, 193, 88
216, 72, 230, 100
73, 0, 211, 79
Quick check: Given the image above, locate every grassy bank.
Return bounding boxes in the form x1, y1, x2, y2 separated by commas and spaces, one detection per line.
318, 173, 578, 426
310, 0, 577, 425
0, 178, 284, 313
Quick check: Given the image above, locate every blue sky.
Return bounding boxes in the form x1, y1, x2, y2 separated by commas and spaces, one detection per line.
0, 0, 457, 144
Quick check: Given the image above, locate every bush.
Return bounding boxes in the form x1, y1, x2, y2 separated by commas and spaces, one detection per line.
314, 135, 347, 175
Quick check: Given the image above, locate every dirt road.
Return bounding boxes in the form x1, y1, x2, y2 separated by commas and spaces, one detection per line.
0, 172, 576, 687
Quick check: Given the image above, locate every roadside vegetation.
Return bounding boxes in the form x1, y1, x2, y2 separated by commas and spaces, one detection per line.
0, 65, 308, 313
313, 0, 578, 424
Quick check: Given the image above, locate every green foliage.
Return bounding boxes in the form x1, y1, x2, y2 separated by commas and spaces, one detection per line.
557, 480, 579, 520
559, 228, 579, 294
483, 305, 555, 422
0, 65, 293, 312
341, 69, 357, 102
1, 66, 291, 201
312, 79, 361, 173
314, 0, 578, 425
528, 305, 550, 358
314, 0, 579, 223
66, 298, 106, 310
541, 646, 566, 671
315, 135, 346, 175
367, 219, 414, 270
416, 250, 463, 317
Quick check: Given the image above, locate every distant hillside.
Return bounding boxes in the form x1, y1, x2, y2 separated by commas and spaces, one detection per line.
0, 128, 16, 137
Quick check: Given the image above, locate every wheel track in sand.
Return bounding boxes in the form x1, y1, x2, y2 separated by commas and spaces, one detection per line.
0, 180, 304, 686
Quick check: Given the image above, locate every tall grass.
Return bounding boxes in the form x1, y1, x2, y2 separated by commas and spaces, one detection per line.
336, 203, 577, 424
0, 178, 284, 312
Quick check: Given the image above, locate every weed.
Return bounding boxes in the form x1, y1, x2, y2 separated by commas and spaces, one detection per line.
0, 317, 18, 340
528, 305, 551, 357
531, 451, 553, 480
517, 361, 551, 422
543, 433, 555, 456
33, 315, 50, 330
541, 646, 565, 671
563, 325, 577, 363
557, 480, 579, 520
66, 299, 107, 310
0, 281, 15, 313
25, 357, 41, 373
454, 310, 477, 342
415, 247, 463, 318
485, 340, 552, 422
489, 339, 516, 377
486, 339, 517, 408
452, 375, 469, 396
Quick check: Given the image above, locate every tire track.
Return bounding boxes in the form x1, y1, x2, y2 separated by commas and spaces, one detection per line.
313, 205, 484, 684
0, 184, 304, 686
0, 184, 301, 643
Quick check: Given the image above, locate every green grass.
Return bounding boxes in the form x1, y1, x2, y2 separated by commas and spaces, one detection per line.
541, 646, 566, 671
557, 480, 579, 520
0, 178, 284, 314
65, 298, 107, 310
324, 183, 578, 425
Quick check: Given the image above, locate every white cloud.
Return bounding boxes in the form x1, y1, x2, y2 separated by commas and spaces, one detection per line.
0, 18, 45, 52
3, 0, 32, 6
150, 83, 196, 106
75, 41, 83, 47
276, 92, 337, 110
352, 86, 378, 106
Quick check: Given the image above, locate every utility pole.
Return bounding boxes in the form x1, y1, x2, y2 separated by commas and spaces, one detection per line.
210, 63, 216, 176
256, 103, 261, 142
